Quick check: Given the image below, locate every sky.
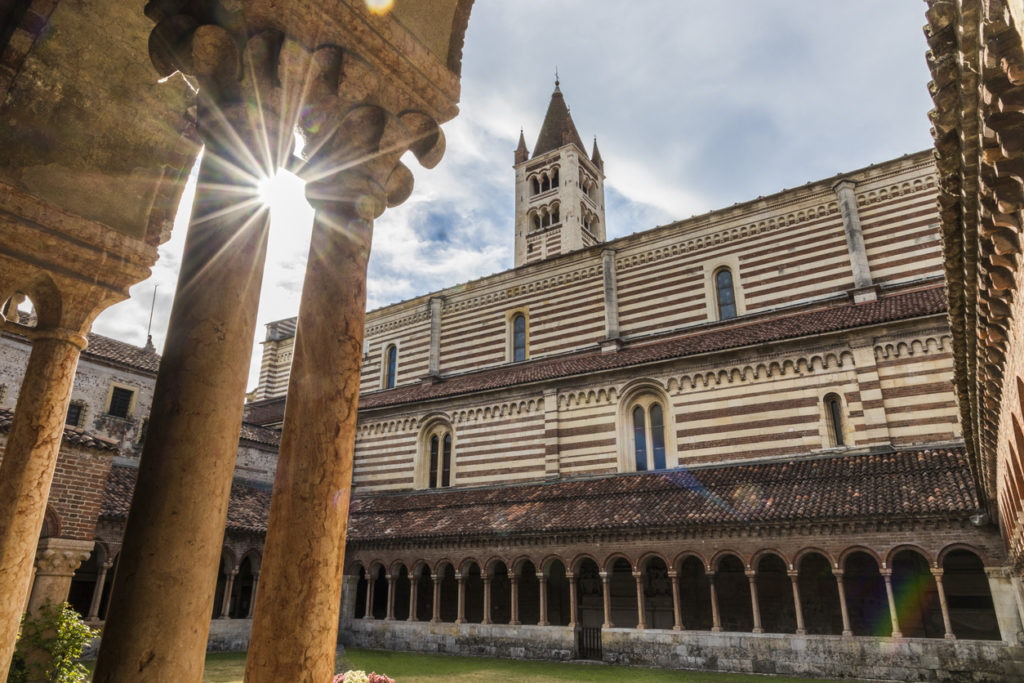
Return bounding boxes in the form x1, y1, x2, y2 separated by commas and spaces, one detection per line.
90, 1, 936, 392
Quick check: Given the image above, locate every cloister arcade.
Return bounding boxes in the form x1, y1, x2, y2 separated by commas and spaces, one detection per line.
346, 544, 1003, 641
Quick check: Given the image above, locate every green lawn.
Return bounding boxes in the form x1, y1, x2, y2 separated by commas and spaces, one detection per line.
89, 648, 831, 682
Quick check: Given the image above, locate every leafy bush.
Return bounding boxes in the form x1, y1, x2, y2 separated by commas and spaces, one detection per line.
7, 602, 98, 683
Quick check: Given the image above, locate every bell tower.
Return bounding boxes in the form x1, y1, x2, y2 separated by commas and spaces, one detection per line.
514, 80, 606, 266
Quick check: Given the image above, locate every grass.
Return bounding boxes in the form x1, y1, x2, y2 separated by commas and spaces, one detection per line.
87, 648, 831, 682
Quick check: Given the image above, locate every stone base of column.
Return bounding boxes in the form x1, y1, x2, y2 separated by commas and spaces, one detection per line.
848, 284, 880, 304
945, 633, 956, 640
796, 629, 806, 635
842, 630, 852, 637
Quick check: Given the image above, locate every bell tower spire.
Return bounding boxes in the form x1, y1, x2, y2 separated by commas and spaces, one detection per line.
513, 80, 606, 266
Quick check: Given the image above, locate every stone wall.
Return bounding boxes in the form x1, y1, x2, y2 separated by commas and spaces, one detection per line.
343, 620, 1024, 681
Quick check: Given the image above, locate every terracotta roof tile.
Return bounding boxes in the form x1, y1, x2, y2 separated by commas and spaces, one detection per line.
84, 334, 161, 373
361, 286, 947, 410
0, 408, 119, 453
347, 446, 977, 543
239, 423, 281, 447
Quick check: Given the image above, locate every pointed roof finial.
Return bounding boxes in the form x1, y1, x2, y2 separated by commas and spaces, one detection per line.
591, 135, 604, 171
514, 128, 529, 164
555, 66, 560, 90
533, 77, 585, 158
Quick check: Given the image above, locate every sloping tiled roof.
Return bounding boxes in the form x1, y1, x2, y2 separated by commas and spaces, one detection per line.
240, 423, 281, 447
101, 466, 270, 533
84, 334, 161, 373
532, 83, 586, 158
102, 446, 976, 541
360, 286, 946, 410
0, 408, 119, 452
347, 446, 976, 543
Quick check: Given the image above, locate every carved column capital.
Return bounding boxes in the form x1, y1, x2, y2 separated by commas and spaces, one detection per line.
34, 538, 93, 577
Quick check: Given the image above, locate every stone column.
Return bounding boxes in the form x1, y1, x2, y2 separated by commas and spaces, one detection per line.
339, 574, 358, 626
219, 568, 238, 619
385, 574, 396, 621
87, 559, 113, 621
538, 571, 549, 626
248, 572, 260, 619
633, 571, 646, 629
510, 575, 520, 625
0, 326, 88, 674
668, 570, 683, 631
567, 572, 578, 628
93, 106, 274, 681
427, 297, 443, 377
931, 568, 955, 640
601, 248, 620, 348
985, 567, 1024, 642
455, 572, 466, 625
788, 571, 805, 635
431, 576, 441, 624
365, 576, 375, 620
408, 575, 419, 621
25, 538, 93, 617
881, 569, 902, 638
246, 190, 376, 677
746, 570, 763, 633
600, 571, 613, 628
709, 575, 722, 632
833, 570, 853, 637
482, 575, 491, 625
832, 179, 873, 293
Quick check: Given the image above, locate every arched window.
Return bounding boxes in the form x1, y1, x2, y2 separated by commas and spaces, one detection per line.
425, 425, 453, 489
512, 313, 527, 362
715, 268, 736, 320
552, 168, 559, 187
541, 174, 550, 192
541, 211, 550, 228
631, 399, 667, 471
532, 214, 541, 231
531, 177, 540, 195
824, 393, 844, 447
551, 205, 560, 224
383, 344, 397, 389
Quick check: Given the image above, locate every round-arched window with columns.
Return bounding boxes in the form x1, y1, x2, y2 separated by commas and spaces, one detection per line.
417, 417, 455, 489
617, 380, 678, 472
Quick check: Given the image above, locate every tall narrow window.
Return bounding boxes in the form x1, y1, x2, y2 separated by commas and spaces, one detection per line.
715, 268, 736, 320
552, 168, 559, 187
425, 425, 454, 489
631, 400, 668, 471
531, 177, 540, 195
824, 393, 845, 447
512, 314, 527, 362
384, 345, 397, 389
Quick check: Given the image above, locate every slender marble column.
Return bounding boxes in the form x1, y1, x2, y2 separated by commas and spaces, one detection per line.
482, 576, 491, 625
408, 576, 419, 621
248, 572, 260, 619
668, 570, 682, 630
87, 560, 113, 621
431, 577, 441, 623
0, 327, 87, 676
510, 576, 520, 625
538, 572, 549, 626
788, 571, 806, 635
567, 572, 578, 628
455, 573, 466, 624
747, 571, 763, 633
427, 297, 443, 376
600, 572, 612, 628
633, 571, 646, 629
932, 568, 955, 640
385, 574, 396, 621
832, 178, 873, 290
364, 577, 375, 620
882, 569, 903, 638
93, 113, 273, 681
833, 570, 853, 636
219, 569, 238, 619
709, 575, 722, 632
246, 193, 374, 680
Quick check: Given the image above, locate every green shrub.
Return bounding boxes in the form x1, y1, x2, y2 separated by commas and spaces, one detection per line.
7, 602, 98, 683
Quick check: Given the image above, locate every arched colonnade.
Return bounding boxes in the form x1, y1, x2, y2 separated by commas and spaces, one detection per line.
348, 544, 1002, 641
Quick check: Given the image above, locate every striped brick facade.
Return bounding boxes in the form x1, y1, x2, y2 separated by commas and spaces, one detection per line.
253, 150, 960, 495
